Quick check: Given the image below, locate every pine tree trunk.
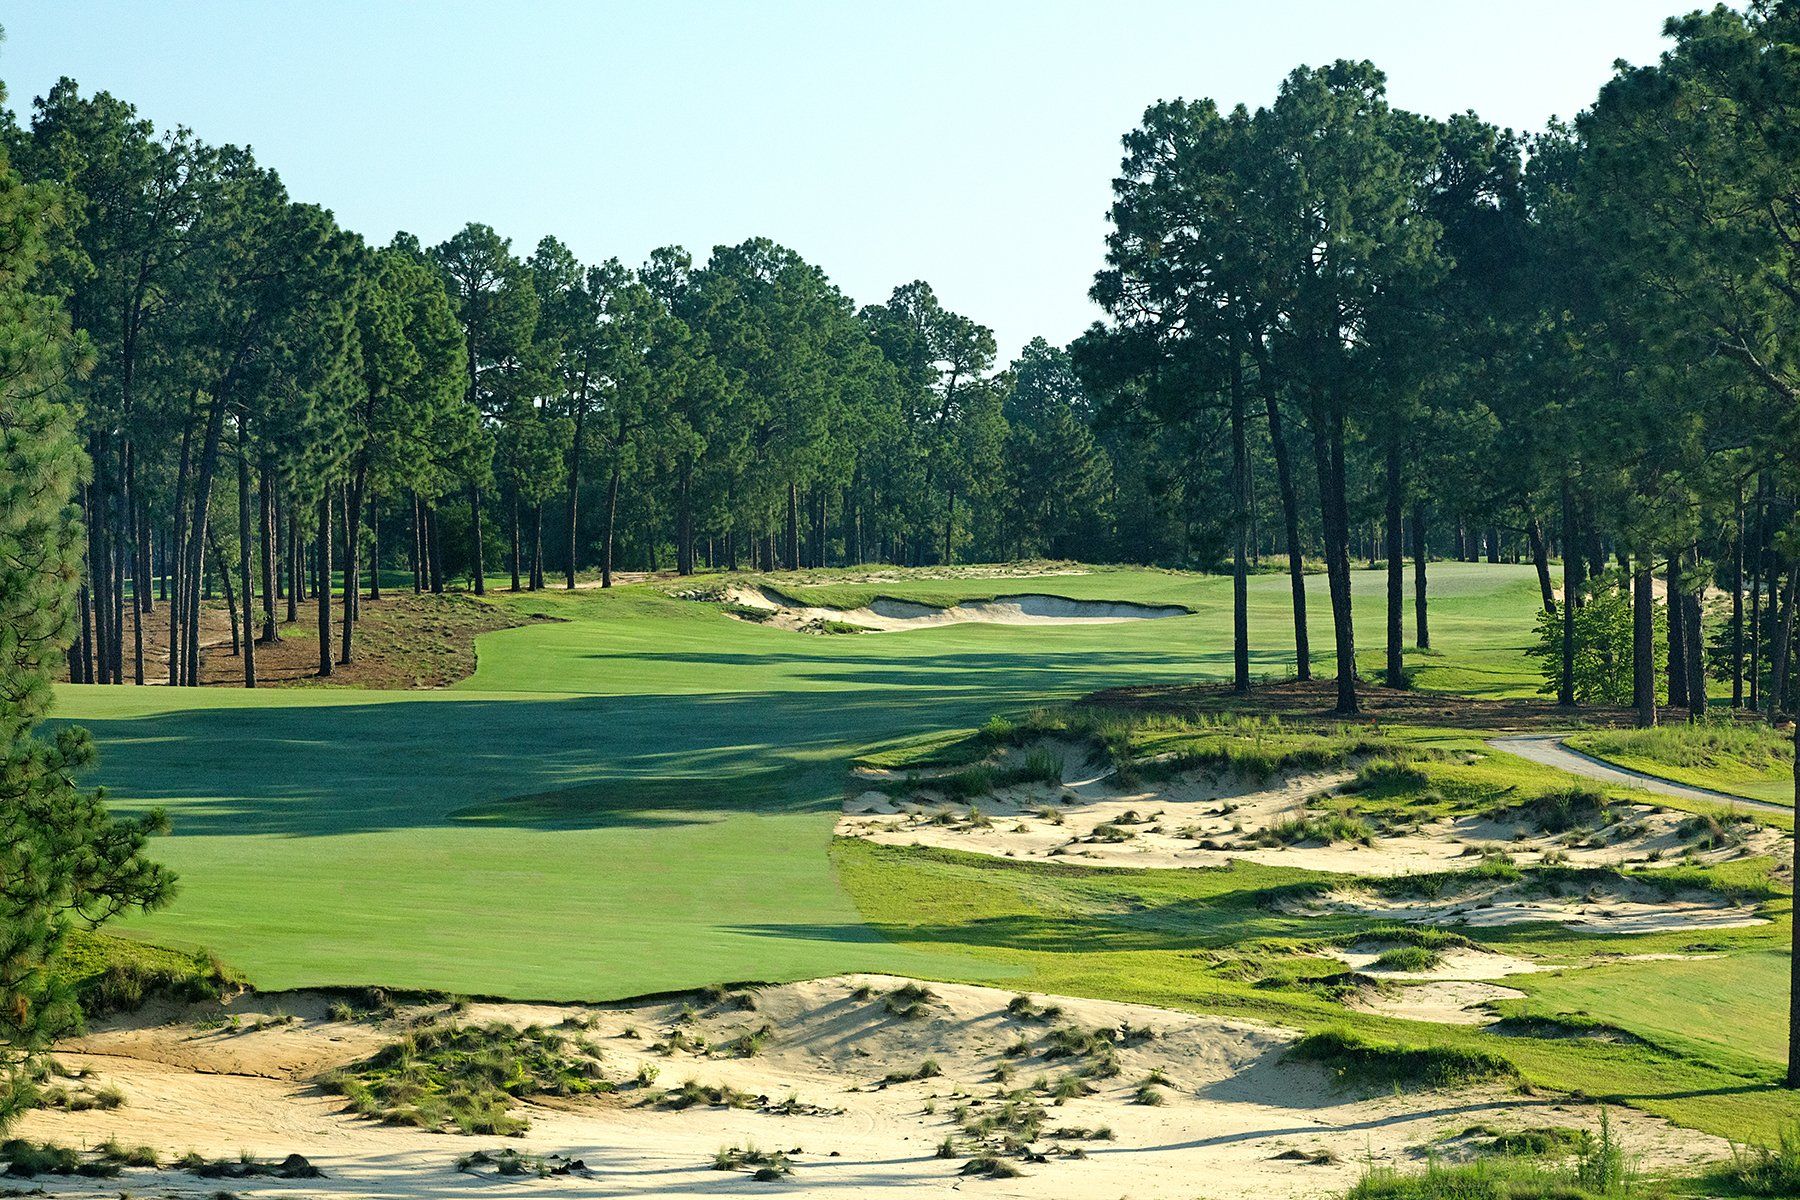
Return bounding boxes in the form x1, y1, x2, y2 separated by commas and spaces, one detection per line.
1668, 550, 1688, 709
470, 485, 486, 595
509, 487, 522, 592
1384, 442, 1405, 689
1528, 518, 1555, 614
428, 503, 445, 594
1733, 485, 1746, 707
532, 502, 544, 590
410, 493, 423, 594
341, 475, 365, 666
317, 489, 333, 677
1230, 343, 1250, 693
1685, 574, 1707, 718
1558, 479, 1581, 706
236, 419, 256, 687
1775, 568, 1800, 716
212, 527, 238, 659
1260, 379, 1310, 681
1633, 556, 1657, 728
602, 464, 621, 588
1310, 400, 1357, 715
1411, 504, 1429, 650
677, 467, 693, 576
786, 480, 800, 571
258, 467, 279, 643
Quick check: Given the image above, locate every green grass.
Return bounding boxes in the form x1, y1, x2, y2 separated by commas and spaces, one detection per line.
53, 561, 1545, 1000
1568, 724, 1794, 806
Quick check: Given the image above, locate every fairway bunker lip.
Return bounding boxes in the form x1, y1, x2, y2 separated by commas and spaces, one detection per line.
722, 586, 1191, 633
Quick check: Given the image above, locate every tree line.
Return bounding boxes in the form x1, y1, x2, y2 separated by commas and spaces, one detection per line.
4, 81, 1132, 689
10, 4, 1800, 724
1079, 3, 1800, 727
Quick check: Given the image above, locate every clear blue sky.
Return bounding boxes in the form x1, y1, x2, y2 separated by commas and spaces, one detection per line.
4, 2, 1694, 359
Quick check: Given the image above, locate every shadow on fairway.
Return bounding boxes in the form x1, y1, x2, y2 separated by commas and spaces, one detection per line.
64, 691, 883, 837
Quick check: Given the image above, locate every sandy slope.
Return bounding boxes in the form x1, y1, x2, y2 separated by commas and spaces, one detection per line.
12, 975, 1729, 1200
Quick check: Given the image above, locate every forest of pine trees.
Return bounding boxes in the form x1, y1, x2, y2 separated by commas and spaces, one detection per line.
7, 3, 1800, 720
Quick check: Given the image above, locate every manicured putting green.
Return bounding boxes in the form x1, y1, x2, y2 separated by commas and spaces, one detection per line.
55, 563, 1542, 1000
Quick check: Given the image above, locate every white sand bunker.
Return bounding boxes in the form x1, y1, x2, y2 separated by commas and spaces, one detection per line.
726, 586, 1188, 633
16, 975, 1728, 1200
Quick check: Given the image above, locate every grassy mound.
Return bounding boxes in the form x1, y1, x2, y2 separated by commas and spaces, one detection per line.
1289, 1027, 1517, 1091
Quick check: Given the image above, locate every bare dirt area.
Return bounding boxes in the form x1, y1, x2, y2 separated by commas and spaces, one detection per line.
14, 976, 1727, 1200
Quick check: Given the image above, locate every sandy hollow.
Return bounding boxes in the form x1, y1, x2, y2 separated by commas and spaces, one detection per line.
14, 974, 1731, 1200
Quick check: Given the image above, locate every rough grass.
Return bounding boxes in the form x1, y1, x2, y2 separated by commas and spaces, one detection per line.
1570, 723, 1794, 806
326, 1021, 613, 1134
54, 930, 241, 1017
1289, 1027, 1518, 1091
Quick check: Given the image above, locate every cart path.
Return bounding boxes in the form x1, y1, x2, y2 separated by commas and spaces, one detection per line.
1487, 732, 1789, 816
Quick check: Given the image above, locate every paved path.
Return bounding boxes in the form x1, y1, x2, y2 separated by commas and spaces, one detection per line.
1486, 732, 1790, 817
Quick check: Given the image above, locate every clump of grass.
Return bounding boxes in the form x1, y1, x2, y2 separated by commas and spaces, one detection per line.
883, 1058, 942, 1084
1343, 759, 1430, 794
1717, 1121, 1800, 1196
325, 1021, 612, 1135
1252, 813, 1375, 847
661, 1079, 754, 1109
719, 1023, 773, 1058
1678, 809, 1749, 850
1472, 1125, 1592, 1157
1132, 1083, 1165, 1106
713, 1143, 792, 1180
1370, 946, 1445, 972
0, 1140, 109, 1178
1288, 1027, 1516, 1091
960, 1155, 1023, 1178
883, 982, 937, 1019
1005, 994, 1061, 1022
1498, 786, 1614, 834
94, 1141, 159, 1169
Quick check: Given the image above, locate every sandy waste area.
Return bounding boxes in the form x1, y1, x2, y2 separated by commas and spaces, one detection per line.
14, 974, 1732, 1199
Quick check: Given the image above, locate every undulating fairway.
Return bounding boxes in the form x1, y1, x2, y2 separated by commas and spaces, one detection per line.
59, 563, 1541, 999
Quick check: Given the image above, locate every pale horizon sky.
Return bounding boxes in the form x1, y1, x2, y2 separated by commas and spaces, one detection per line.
4, 2, 1704, 359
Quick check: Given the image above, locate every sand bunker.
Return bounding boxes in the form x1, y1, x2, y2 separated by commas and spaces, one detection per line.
842, 741, 1783, 885
1288, 876, 1768, 935
15, 975, 1728, 1200
724, 586, 1188, 633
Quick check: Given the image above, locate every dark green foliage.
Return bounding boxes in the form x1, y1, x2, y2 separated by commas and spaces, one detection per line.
0, 111, 174, 1129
